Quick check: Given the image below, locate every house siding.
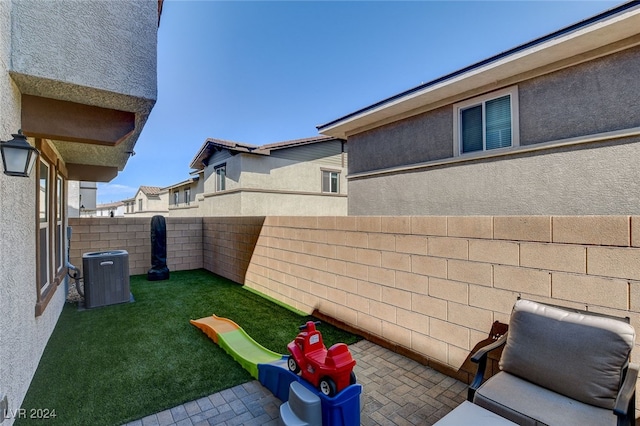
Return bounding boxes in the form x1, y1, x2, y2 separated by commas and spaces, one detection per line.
346, 45, 640, 215
348, 135, 640, 216
198, 143, 348, 216
349, 46, 640, 175
270, 140, 346, 168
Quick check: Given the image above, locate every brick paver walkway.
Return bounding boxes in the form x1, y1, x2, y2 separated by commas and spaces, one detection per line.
123, 340, 467, 426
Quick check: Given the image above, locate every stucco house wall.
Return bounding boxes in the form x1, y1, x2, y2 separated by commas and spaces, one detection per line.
168, 176, 203, 217
0, 3, 67, 421
198, 139, 347, 216
0, 2, 158, 422
346, 45, 640, 215
316, 4, 640, 217
10, 0, 157, 109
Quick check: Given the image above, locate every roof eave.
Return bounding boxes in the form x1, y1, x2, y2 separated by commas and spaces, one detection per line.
317, 2, 640, 139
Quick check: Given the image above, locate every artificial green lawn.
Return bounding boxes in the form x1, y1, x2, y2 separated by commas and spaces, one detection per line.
18, 269, 361, 426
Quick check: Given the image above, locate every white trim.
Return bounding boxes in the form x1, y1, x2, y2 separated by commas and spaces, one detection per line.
453, 86, 519, 156
214, 163, 226, 192
349, 126, 640, 180
321, 170, 340, 194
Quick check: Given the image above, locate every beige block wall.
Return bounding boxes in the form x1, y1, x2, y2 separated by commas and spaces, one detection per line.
203, 215, 640, 388
68, 217, 203, 276
202, 217, 265, 284
69, 214, 640, 411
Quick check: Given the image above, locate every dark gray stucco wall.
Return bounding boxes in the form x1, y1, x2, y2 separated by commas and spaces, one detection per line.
519, 44, 640, 145
348, 137, 640, 216
347, 45, 640, 175
348, 105, 452, 174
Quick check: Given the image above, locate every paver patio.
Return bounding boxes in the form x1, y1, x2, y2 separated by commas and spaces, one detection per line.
123, 340, 467, 426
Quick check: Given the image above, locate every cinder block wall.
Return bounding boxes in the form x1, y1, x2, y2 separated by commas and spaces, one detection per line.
224, 215, 640, 386
68, 217, 203, 276
202, 217, 265, 284
69, 215, 640, 407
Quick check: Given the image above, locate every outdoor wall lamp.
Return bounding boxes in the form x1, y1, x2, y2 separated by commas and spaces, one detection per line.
1, 130, 40, 177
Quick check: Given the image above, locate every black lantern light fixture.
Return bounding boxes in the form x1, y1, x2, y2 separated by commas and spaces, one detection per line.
1, 129, 40, 177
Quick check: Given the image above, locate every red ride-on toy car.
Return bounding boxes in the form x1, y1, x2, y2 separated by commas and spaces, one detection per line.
287, 321, 356, 396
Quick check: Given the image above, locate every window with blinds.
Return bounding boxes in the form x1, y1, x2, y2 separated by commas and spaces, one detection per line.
455, 86, 519, 156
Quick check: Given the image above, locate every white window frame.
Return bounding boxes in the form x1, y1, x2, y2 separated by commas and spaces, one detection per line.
173, 191, 179, 206
453, 85, 519, 157
321, 170, 340, 194
185, 188, 191, 206
215, 164, 226, 192
138, 198, 143, 211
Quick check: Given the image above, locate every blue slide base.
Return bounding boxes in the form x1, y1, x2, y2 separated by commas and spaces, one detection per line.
258, 362, 361, 426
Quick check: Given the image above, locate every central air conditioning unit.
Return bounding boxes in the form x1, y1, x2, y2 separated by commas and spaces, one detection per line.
82, 250, 130, 309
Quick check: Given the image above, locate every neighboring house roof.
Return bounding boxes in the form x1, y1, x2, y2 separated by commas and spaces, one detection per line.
164, 176, 200, 191
189, 135, 338, 170
96, 201, 124, 209
139, 186, 163, 196
317, 1, 640, 138
260, 135, 334, 152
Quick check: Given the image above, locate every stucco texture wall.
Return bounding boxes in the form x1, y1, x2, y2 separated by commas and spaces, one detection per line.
519, 45, 640, 145
348, 136, 640, 216
0, 3, 65, 422
10, 0, 157, 103
348, 46, 640, 176
199, 150, 348, 216
348, 105, 452, 175
346, 47, 640, 216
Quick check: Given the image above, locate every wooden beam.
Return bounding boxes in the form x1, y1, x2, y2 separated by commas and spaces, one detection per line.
21, 94, 135, 146
66, 163, 118, 182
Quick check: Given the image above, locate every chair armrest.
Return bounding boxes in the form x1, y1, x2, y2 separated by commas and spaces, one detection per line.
471, 333, 508, 363
613, 362, 638, 421
467, 333, 508, 401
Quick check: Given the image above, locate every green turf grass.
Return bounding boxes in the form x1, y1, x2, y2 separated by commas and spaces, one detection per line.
17, 269, 361, 426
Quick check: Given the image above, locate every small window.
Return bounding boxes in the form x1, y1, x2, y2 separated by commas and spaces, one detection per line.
185, 188, 191, 206
215, 164, 226, 192
173, 191, 179, 206
39, 160, 50, 293
322, 170, 339, 193
55, 175, 64, 273
454, 86, 519, 156
138, 199, 143, 211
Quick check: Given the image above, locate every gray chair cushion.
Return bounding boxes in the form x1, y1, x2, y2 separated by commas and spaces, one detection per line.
474, 371, 617, 426
499, 299, 635, 409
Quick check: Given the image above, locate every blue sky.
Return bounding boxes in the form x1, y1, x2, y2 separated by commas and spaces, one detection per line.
97, 0, 620, 204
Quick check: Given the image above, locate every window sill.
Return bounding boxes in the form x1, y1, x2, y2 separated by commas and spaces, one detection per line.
348, 126, 640, 180
35, 268, 66, 317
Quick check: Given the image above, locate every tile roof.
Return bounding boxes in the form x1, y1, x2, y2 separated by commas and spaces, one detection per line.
189, 135, 341, 170
139, 185, 162, 196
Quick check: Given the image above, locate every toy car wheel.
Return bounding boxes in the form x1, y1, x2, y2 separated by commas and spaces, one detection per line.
287, 356, 300, 374
350, 371, 357, 385
319, 377, 337, 397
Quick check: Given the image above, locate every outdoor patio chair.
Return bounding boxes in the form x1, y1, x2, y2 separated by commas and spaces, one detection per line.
467, 299, 638, 426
